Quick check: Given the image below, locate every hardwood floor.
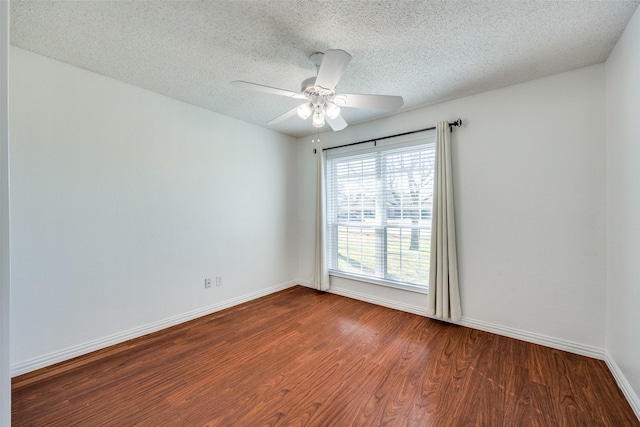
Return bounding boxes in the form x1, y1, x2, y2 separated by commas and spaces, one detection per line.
12, 286, 639, 426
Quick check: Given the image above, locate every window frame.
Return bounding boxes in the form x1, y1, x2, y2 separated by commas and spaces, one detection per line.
325, 134, 435, 294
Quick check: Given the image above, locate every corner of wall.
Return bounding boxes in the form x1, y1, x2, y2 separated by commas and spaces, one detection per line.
0, 1, 11, 424
604, 5, 640, 421
605, 351, 640, 420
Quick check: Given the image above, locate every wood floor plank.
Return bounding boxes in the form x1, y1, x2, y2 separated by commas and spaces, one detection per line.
12, 286, 640, 426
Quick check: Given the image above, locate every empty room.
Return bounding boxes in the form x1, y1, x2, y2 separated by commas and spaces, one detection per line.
1, 0, 640, 425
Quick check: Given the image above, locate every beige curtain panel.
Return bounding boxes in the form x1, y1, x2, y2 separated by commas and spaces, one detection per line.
313, 150, 330, 291
428, 121, 462, 322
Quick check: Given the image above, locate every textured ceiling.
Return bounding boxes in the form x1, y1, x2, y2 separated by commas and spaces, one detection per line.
10, 0, 639, 138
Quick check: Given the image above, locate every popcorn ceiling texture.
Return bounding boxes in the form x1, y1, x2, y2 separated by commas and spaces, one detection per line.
9, 0, 639, 137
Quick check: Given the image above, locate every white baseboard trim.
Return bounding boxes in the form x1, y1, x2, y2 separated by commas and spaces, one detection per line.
299, 280, 430, 317
458, 318, 605, 360
312, 282, 604, 360
11, 280, 298, 377
328, 285, 431, 317
604, 351, 640, 421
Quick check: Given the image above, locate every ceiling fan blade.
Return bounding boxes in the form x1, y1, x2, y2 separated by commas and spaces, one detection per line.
266, 105, 301, 125
334, 93, 404, 110
326, 114, 348, 131
315, 49, 352, 91
231, 80, 305, 99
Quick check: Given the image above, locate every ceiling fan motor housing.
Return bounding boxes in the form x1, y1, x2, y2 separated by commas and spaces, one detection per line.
301, 77, 334, 106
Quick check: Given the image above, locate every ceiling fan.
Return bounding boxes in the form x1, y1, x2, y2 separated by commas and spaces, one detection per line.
231, 49, 404, 131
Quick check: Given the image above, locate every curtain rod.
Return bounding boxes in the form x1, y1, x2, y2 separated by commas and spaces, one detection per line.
313, 118, 462, 154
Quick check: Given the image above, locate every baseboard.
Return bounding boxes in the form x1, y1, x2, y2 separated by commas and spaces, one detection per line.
458, 318, 605, 360
297, 278, 312, 288
11, 280, 299, 377
299, 280, 430, 317
328, 285, 431, 317
604, 351, 640, 420
316, 282, 604, 360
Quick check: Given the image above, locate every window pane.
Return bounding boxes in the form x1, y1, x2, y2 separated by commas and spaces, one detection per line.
335, 226, 377, 276
384, 149, 434, 229
385, 227, 429, 285
333, 155, 377, 225
327, 140, 434, 290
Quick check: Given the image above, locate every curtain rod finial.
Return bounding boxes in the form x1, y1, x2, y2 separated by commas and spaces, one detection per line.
449, 118, 463, 132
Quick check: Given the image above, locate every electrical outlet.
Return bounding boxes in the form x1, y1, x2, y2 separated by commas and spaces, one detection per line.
205, 278, 212, 289
216, 276, 223, 287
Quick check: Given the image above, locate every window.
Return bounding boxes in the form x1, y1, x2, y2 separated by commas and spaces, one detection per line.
326, 138, 435, 292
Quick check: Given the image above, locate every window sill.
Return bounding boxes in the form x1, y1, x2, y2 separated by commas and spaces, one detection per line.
328, 270, 428, 295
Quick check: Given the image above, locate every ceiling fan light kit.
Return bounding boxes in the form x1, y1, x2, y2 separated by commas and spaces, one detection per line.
312, 111, 325, 128
232, 49, 404, 132
325, 102, 340, 120
296, 103, 312, 120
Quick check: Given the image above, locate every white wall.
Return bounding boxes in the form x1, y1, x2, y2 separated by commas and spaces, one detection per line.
1, 1, 11, 424
298, 64, 606, 352
605, 7, 640, 415
9, 47, 298, 373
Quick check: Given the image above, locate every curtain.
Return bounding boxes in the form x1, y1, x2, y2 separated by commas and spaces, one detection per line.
428, 121, 462, 322
313, 150, 330, 291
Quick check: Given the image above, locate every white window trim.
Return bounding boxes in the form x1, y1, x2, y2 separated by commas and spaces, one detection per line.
326, 132, 435, 294
328, 269, 429, 294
